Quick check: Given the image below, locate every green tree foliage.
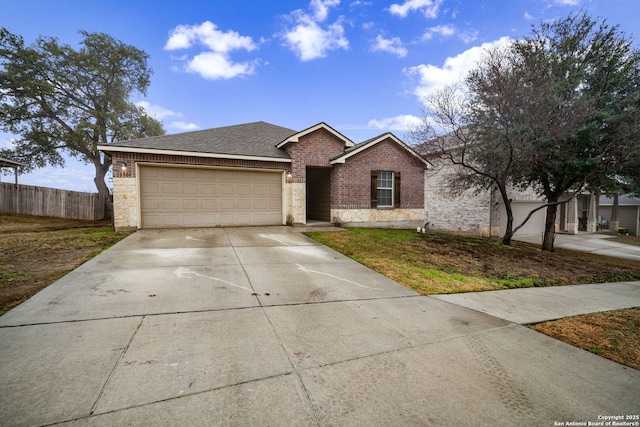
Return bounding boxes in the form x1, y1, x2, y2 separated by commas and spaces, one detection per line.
0, 28, 164, 218
510, 13, 640, 250
413, 12, 640, 250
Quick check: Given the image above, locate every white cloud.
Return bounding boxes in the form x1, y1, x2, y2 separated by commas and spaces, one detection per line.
282, 0, 349, 61
458, 30, 479, 44
311, 0, 341, 21
136, 102, 199, 132
186, 52, 256, 80
371, 35, 408, 58
405, 36, 512, 106
422, 24, 478, 44
165, 21, 256, 53
524, 11, 536, 20
368, 115, 422, 131
136, 101, 181, 121
165, 21, 259, 80
554, 0, 579, 5
388, 0, 444, 18
422, 24, 456, 40
167, 121, 200, 131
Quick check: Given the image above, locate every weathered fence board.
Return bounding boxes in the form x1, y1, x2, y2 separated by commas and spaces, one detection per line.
0, 183, 105, 220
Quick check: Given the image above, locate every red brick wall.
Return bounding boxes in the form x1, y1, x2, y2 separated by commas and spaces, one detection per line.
283, 128, 346, 183
331, 138, 425, 209
111, 153, 289, 179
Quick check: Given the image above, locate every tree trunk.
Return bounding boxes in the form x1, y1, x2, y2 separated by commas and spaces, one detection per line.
498, 185, 514, 246
501, 204, 514, 246
93, 156, 113, 221
542, 202, 558, 251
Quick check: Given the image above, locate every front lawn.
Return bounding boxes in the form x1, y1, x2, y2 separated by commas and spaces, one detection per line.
305, 228, 640, 294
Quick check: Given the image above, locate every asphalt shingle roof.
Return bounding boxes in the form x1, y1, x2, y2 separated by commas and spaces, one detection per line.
103, 121, 298, 159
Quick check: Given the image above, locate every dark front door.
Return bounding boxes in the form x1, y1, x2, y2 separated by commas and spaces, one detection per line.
306, 167, 331, 222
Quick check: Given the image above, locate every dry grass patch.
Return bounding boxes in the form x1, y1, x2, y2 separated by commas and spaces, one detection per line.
0, 214, 131, 314
531, 308, 640, 370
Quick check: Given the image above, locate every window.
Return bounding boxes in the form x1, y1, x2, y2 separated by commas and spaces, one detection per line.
377, 171, 394, 207
371, 170, 401, 208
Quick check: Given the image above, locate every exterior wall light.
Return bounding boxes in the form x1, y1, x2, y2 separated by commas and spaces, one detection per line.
121, 162, 127, 171
286, 171, 292, 183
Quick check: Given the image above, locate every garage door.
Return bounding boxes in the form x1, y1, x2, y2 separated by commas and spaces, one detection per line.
139, 166, 283, 228
500, 201, 547, 236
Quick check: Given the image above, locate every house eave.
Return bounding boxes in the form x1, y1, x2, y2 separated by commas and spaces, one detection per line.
97, 145, 292, 163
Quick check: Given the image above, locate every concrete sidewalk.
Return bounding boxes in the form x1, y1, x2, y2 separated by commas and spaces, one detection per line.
434, 281, 640, 324
514, 232, 640, 261
0, 227, 638, 426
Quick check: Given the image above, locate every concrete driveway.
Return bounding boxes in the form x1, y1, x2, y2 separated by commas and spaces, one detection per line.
514, 232, 640, 261
0, 227, 638, 426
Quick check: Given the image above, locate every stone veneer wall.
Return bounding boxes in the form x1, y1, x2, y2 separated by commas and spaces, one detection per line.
332, 208, 425, 228
112, 177, 138, 230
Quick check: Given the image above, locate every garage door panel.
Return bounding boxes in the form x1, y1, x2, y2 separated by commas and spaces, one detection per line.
201, 199, 217, 209
183, 183, 198, 194
183, 199, 198, 209
182, 214, 199, 226
142, 181, 159, 193
237, 199, 251, 209
161, 183, 179, 194
140, 166, 283, 228
254, 199, 267, 210
499, 201, 546, 236
237, 184, 251, 195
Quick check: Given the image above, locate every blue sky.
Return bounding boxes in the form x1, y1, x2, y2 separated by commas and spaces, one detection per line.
2, 0, 639, 192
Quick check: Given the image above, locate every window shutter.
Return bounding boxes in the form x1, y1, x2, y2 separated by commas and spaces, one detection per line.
394, 172, 401, 208
371, 171, 377, 208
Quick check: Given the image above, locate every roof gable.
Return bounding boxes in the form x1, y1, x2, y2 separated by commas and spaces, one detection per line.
330, 132, 428, 166
276, 122, 354, 149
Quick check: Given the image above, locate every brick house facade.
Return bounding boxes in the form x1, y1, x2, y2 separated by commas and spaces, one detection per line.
99, 121, 428, 230
422, 158, 597, 237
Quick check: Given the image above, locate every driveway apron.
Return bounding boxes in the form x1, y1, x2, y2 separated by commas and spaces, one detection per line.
0, 227, 638, 426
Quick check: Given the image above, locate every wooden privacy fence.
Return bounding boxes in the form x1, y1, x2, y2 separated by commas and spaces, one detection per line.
0, 182, 105, 220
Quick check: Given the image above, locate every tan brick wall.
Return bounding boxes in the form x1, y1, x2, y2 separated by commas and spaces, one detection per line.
424, 162, 494, 234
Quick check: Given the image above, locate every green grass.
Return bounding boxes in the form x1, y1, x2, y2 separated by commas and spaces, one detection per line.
305, 227, 640, 295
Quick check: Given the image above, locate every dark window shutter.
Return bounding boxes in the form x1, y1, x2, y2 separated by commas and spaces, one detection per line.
371, 171, 377, 208
394, 172, 401, 208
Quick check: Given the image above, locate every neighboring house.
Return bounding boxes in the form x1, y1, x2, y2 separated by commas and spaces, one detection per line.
419, 156, 597, 237
98, 121, 428, 231
599, 195, 640, 236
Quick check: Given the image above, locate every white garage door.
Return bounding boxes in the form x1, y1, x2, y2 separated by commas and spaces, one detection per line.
500, 201, 547, 236
139, 166, 283, 228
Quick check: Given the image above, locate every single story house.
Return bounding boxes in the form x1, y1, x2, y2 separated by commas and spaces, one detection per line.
98, 121, 428, 231
599, 195, 640, 236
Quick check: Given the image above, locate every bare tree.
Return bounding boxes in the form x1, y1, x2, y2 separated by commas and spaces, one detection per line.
413, 12, 640, 251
